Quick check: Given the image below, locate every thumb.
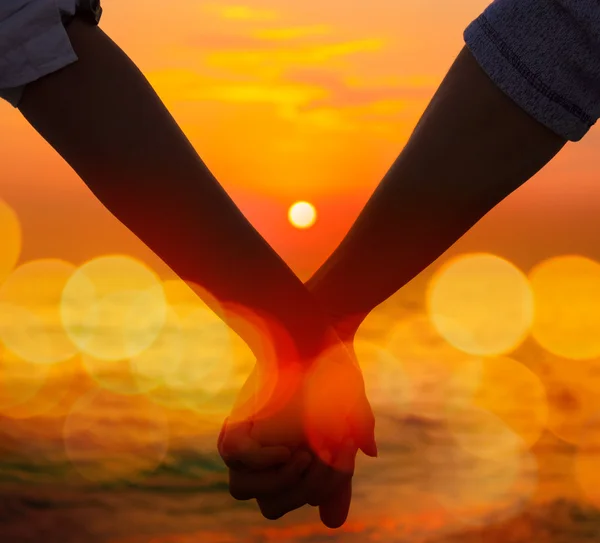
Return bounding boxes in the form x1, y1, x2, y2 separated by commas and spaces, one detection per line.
349, 406, 378, 458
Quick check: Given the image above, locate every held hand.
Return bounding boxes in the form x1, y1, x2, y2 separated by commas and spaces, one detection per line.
219, 343, 377, 527
218, 417, 359, 528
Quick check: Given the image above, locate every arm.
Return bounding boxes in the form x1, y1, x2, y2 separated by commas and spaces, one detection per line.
306, 44, 567, 338
17, 18, 336, 365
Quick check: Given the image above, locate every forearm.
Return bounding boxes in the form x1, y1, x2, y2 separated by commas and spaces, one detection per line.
18, 19, 335, 363
306, 45, 567, 337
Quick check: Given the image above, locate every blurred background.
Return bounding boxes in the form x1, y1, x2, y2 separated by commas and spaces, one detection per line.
1, 0, 600, 541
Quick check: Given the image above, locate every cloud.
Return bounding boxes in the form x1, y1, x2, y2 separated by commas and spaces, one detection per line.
146, 64, 431, 136
252, 25, 333, 41
202, 3, 279, 22
146, 69, 327, 109
285, 68, 435, 109
191, 37, 386, 74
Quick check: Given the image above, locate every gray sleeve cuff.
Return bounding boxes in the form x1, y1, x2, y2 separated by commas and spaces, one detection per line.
464, 0, 600, 142
0, 0, 80, 107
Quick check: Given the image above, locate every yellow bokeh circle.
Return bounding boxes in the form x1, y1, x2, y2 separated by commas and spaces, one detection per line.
433, 446, 538, 528
147, 279, 238, 414
163, 306, 236, 411
0, 199, 22, 284
60, 255, 167, 361
0, 345, 50, 412
353, 339, 412, 413
1, 356, 89, 420
427, 253, 534, 356
445, 357, 548, 460
384, 314, 479, 418
529, 255, 600, 360
0, 259, 79, 364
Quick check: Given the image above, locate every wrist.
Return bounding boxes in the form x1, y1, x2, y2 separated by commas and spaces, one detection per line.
305, 276, 362, 344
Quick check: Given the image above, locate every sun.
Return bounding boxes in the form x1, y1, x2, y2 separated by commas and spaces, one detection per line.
288, 201, 317, 229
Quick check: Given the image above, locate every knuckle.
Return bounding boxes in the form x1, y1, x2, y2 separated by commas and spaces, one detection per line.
229, 482, 251, 501
258, 503, 284, 521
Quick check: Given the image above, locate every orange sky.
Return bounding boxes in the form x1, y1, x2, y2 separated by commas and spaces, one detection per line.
1, 0, 599, 279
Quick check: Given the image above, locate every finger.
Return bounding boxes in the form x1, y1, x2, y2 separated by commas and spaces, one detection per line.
229, 450, 312, 501
307, 438, 356, 506
219, 418, 293, 471
319, 479, 352, 529
257, 453, 331, 519
350, 405, 378, 458
217, 417, 228, 450
225, 446, 292, 471
219, 419, 254, 457
305, 450, 336, 507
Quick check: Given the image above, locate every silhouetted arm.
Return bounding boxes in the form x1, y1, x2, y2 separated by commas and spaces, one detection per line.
17, 18, 337, 364
306, 46, 567, 339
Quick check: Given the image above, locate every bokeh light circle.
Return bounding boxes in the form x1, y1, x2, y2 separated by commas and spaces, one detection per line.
354, 339, 412, 414
147, 279, 241, 418
445, 357, 548, 459
529, 255, 600, 360
162, 305, 236, 412
1, 357, 88, 420
81, 306, 183, 396
433, 445, 538, 528
384, 314, 480, 418
0, 199, 21, 284
0, 259, 79, 364
427, 253, 534, 356
60, 255, 167, 361
0, 345, 50, 412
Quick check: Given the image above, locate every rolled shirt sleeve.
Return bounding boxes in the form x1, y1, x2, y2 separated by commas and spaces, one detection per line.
0, 0, 82, 107
464, 0, 600, 141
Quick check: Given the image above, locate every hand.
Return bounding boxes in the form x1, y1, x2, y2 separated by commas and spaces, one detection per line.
219, 417, 359, 528
219, 342, 377, 527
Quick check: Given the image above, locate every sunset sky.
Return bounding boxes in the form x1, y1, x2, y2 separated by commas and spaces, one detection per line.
1, 0, 599, 281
